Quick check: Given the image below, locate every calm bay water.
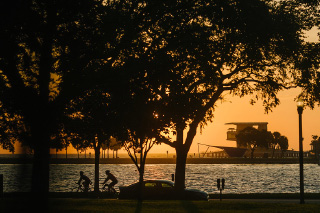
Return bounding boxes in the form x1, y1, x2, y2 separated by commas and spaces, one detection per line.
1, 164, 320, 194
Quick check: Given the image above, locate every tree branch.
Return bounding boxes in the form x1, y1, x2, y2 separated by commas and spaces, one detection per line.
124, 142, 139, 169
222, 65, 251, 81
184, 85, 225, 149
160, 139, 176, 148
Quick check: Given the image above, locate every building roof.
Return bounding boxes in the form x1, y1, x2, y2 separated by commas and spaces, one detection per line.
225, 122, 268, 125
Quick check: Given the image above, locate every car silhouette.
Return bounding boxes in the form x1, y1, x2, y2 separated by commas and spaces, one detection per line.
118, 179, 208, 200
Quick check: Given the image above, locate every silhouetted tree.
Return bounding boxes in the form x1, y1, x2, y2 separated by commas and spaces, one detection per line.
296, 43, 320, 107
0, 106, 27, 153
272, 132, 289, 158
237, 128, 288, 158
271, 132, 281, 158
116, 88, 169, 199
69, 134, 92, 159
140, 0, 314, 191
0, 0, 111, 195
101, 0, 318, 193
109, 137, 121, 158
65, 89, 117, 193
236, 127, 272, 158
50, 134, 64, 158
293, 1, 320, 108
1, 0, 317, 198
122, 123, 167, 173
310, 135, 320, 159
236, 127, 259, 158
277, 135, 289, 158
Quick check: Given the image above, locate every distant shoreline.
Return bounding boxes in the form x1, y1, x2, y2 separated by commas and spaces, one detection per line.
0, 157, 319, 164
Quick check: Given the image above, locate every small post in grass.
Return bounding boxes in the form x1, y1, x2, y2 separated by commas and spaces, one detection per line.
217, 178, 225, 201
0, 174, 3, 197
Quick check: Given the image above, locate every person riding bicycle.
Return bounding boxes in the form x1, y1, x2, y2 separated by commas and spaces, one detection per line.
77, 171, 92, 192
102, 170, 118, 192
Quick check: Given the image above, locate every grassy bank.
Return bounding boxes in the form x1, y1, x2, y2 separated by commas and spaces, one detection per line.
1, 198, 320, 212
0, 157, 319, 164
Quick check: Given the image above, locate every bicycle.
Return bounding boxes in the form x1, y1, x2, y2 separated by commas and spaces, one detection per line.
73, 182, 92, 192
101, 183, 118, 197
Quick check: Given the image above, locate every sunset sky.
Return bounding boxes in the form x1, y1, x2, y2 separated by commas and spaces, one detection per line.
159, 88, 320, 155
1, 28, 319, 156
3, 88, 318, 155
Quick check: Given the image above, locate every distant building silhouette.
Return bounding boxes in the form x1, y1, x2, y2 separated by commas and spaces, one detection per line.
197, 122, 310, 158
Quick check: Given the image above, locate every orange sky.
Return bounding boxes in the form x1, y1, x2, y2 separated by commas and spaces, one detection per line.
2, 88, 319, 155
147, 88, 320, 155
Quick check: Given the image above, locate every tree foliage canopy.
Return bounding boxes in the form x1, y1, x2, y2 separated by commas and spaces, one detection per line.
236, 127, 273, 149
0, 0, 319, 194
236, 127, 288, 158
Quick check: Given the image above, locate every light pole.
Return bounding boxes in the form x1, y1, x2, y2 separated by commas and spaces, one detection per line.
297, 98, 304, 204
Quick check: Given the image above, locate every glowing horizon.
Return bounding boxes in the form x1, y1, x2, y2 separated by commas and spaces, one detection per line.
2, 88, 319, 156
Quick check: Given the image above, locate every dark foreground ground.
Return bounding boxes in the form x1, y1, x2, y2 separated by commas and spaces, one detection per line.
0, 192, 320, 200
4, 192, 320, 200
1, 197, 320, 213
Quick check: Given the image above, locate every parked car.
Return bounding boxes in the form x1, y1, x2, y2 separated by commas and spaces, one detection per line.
118, 179, 208, 200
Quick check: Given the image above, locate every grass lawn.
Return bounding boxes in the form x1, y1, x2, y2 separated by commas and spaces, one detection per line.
1, 198, 320, 213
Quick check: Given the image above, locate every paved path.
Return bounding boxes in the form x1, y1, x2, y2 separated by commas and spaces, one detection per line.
210, 199, 320, 204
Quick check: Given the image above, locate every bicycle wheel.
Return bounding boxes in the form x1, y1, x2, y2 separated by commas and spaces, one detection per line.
100, 184, 108, 192
72, 185, 82, 192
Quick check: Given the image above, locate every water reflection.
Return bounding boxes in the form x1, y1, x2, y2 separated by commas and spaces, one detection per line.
1, 164, 320, 194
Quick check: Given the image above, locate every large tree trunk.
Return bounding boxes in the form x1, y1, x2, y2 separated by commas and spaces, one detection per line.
137, 140, 147, 200
94, 143, 100, 193
174, 126, 187, 193
31, 129, 50, 196
174, 122, 198, 195
31, 110, 51, 211
30, 10, 54, 198
31, 38, 52, 196
174, 145, 187, 192
138, 164, 145, 184
138, 162, 145, 200
139, 149, 146, 184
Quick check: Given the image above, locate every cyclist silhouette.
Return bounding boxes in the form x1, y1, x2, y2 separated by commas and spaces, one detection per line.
77, 171, 92, 192
102, 170, 118, 192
